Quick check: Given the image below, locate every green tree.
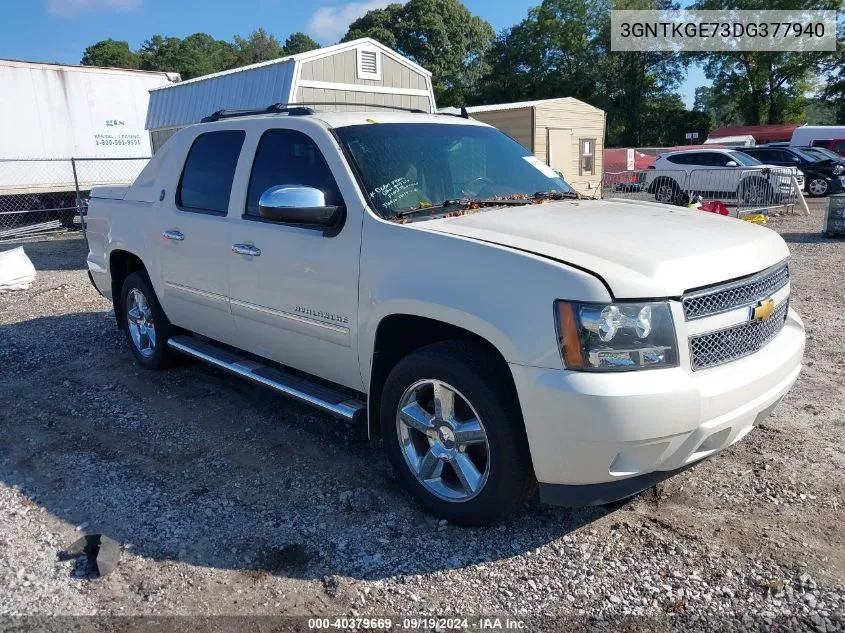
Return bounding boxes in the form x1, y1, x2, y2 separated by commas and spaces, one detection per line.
344, 4, 402, 49
343, 0, 496, 105
692, 85, 741, 128
283, 32, 321, 55
139, 33, 237, 79
178, 33, 238, 78
691, 0, 840, 125
139, 35, 183, 73
479, 0, 690, 146
81, 39, 140, 69
234, 28, 284, 66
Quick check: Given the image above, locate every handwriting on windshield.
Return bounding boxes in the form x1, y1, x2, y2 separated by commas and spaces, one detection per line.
372, 177, 421, 209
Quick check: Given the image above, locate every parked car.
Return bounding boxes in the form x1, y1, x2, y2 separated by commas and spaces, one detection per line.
743, 146, 845, 197
790, 126, 845, 157
85, 106, 805, 525
642, 149, 802, 205
798, 145, 845, 166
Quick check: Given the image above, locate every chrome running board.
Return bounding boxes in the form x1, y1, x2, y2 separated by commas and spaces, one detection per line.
167, 335, 366, 423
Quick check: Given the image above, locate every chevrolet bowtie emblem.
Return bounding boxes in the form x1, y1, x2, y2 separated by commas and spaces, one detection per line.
751, 298, 775, 322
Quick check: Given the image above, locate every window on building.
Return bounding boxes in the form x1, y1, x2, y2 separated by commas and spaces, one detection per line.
579, 138, 595, 175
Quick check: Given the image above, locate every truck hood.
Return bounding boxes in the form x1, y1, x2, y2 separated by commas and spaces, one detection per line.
420, 199, 789, 298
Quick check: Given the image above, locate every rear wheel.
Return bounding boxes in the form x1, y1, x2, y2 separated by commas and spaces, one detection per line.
739, 178, 772, 206
653, 178, 681, 204
380, 341, 535, 525
120, 271, 178, 370
807, 177, 830, 197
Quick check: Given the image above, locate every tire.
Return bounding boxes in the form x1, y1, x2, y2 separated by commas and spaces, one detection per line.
652, 178, 681, 204
739, 178, 772, 206
380, 341, 535, 525
807, 177, 830, 198
119, 271, 178, 370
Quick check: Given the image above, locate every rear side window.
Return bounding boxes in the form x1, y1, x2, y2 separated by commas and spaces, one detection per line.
245, 129, 341, 217
665, 154, 690, 165
835, 140, 845, 154
746, 149, 774, 162
703, 153, 730, 166
178, 130, 245, 214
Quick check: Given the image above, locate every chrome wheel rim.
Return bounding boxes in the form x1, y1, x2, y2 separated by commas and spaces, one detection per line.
655, 184, 675, 203
742, 182, 766, 204
126, 288, 156, 358
396, 379, 490, 502
809, 179, 827, 196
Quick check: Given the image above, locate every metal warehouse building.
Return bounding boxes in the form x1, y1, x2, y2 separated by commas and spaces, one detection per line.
146, 38, 436, 152
441, 98, 606, 194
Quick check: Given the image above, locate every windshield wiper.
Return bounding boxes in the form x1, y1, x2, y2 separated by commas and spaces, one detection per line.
391, 191, 581, 220
534, 190, 582, 200
392, 198, 523, 220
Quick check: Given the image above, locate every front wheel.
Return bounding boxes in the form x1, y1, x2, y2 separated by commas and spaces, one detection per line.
807, 177, 830, 197
380, 341, 535, 525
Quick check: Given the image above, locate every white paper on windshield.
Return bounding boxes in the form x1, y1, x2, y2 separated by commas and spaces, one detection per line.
523, 156, 560, 179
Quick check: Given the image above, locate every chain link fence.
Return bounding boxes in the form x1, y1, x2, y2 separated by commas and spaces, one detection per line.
0, 157, 149, 241
600, 166, 804, 217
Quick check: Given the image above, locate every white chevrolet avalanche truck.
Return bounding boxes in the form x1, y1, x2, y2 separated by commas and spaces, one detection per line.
86, 106, 805, 525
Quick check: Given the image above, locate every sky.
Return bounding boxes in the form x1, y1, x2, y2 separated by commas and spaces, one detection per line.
0, 0, 706, 108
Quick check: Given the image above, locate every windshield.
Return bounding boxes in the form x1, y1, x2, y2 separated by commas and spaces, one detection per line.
792, 147, 822, 162
805, 147, 843, 161
729, 151, 762, 166
335, 123, 575, 219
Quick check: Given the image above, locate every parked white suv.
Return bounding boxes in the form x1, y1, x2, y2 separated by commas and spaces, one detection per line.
85, 106, 805, 525
644, 149, 804, 206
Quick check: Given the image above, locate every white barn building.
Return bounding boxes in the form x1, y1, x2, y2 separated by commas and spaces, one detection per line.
146, 38, 436, 152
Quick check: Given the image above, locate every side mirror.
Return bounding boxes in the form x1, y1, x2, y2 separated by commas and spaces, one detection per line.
258, 185, 344, 229
725, 161, 738, 167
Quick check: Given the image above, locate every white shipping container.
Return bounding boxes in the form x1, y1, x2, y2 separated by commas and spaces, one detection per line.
0, 60, 178, 194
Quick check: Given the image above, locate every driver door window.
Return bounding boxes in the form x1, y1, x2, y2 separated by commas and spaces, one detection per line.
245, 129, 341, 218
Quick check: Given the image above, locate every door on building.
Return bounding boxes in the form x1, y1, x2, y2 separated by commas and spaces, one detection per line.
547, 129, 573, 180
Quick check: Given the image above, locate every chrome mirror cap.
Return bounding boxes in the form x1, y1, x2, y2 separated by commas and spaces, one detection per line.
259, 185, 326, 210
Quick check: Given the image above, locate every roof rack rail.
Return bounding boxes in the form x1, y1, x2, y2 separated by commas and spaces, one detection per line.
201, 101, 428, 123
201, 104, 315, 122
289, 102, 429, 114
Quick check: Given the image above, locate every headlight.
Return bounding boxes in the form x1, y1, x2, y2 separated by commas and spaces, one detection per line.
834, 165, 844, 175
555, 301, 678, 371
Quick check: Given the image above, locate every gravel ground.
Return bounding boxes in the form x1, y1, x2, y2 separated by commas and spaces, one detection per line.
0, 205, 843, 630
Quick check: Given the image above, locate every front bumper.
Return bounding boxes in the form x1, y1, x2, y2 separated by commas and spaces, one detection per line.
510, 307, 804, 506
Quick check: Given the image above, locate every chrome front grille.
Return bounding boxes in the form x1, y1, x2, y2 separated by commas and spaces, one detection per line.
682, 262, 789, 320
689, 301, 789, 370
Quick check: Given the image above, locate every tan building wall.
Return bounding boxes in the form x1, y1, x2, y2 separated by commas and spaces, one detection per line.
534, 100, 605, 190
295, 87, 430, 113
468, 108, 535, 152
299, 49, 430, 92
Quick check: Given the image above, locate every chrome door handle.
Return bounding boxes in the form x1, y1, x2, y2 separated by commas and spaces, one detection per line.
232, 243, 261, 257
162, 230, 184, 241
